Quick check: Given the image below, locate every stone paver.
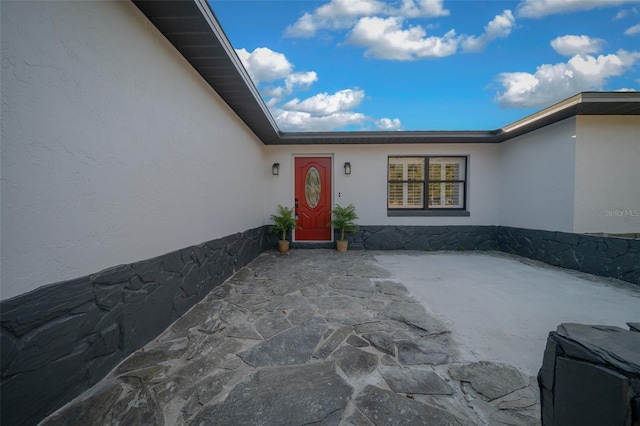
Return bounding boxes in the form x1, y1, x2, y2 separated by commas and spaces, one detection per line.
314, 325, 353, 359
238, 322, 326, 367
41, 250, 541, 425
380, 366, 454, 395
355, 385, 465, 425
448, 361, 529, 400
363, 331, 396, 356
397, 335, 453, 365
191, 362, 352, 425
333, 346, 378, 379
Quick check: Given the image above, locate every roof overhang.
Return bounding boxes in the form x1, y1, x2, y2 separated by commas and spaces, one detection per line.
495, 92, 640, 142
132, 0, 640, 146
132, 0, 280, 143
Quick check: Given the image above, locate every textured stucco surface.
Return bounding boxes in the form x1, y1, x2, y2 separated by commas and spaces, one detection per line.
0, 1, 267, 299
498, 118, 577, 233
2, 0, 638, 304
574, 115, 640, 234
264, 143, 501, 231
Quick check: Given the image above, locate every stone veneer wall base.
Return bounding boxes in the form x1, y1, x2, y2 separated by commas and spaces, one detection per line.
2, 224, 638, 424
269, 225, 638, 284
0, 226, 266, 426
496, 226, 639, 285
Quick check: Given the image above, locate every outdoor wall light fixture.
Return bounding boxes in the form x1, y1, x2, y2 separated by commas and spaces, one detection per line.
272, 163, 280, 175
344, 162, 351, 175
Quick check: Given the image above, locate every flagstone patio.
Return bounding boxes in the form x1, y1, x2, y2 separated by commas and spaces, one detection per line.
41, 250, 545, 425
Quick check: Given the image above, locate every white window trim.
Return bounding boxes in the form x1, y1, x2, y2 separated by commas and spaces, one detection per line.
388, 157, 425, 209
387, 155, 468, 215
428, 157, 466, 209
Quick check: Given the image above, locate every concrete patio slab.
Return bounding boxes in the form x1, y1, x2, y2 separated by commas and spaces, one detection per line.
40, 249, 638, 425
375, 251, 640, 375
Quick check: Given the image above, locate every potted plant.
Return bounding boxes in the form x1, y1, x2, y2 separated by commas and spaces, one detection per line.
329, 203, 358, 252
270, 204, 299, 253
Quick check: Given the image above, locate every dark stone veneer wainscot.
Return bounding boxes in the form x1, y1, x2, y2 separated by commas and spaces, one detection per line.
337, 225, 638, 285
2, 224, 638, 425
0, 226, 266, 426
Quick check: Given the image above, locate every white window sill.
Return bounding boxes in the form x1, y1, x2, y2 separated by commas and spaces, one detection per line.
387, 210, 470, 217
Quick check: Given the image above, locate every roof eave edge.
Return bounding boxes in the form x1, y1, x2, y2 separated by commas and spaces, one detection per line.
192, 0, 281, 138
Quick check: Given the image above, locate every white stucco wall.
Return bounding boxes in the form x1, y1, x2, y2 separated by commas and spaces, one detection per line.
264, 144, 500, 234
574, 116, 640, 234
498, 118, 577, 232
1, 1, 266, 300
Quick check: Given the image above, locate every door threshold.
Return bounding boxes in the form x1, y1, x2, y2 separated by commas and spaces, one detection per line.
291, 241, 335, 249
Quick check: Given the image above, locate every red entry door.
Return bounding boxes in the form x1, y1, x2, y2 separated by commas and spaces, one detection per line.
295, 157, 332, 241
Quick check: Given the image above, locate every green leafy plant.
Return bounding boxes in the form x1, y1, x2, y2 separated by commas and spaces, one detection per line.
270, 205, 299, 241
329, 204, 359, 242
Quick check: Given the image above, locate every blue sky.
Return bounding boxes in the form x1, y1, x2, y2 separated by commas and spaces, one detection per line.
209, 0, 640, 131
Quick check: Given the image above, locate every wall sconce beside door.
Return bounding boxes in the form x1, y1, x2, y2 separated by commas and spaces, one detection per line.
272, 163, 280, 175
344, 162, 351, 175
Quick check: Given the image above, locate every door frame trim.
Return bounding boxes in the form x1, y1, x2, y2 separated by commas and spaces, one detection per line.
292, 154, 334, 243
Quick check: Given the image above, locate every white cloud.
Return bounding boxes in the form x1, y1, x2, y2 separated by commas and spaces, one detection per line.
273, 110, 367, 131
262, 86, 285, 99
285, 13, 319, 38
285, 0, 448, 37
347, 16, 458, 60
615, 87, 637, 91
462, 10, 516, 52
264, 71, 320, 100
625, 23, 640, 35
495, 49, 640, 108
274, 88, 401, 131
315, 0, 385, 18
236, 46, 395, 131
283, 89, 365, 115
235, 47, 292, 83
550, 35, 604, 56
265, 97, 280, 108
615, 7, 638, 19
236, 47, 318, 102
285, 0, 385, 37
287, 1, 513, 60
347, 11, 515, 60
387, 0, 450, 18
517, 0, 640, 18
285, 72, 318, 92
375, 118, 403, 130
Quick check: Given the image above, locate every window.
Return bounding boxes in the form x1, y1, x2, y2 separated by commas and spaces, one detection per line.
388, 156, 468, 215
388, 157, 424, 208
